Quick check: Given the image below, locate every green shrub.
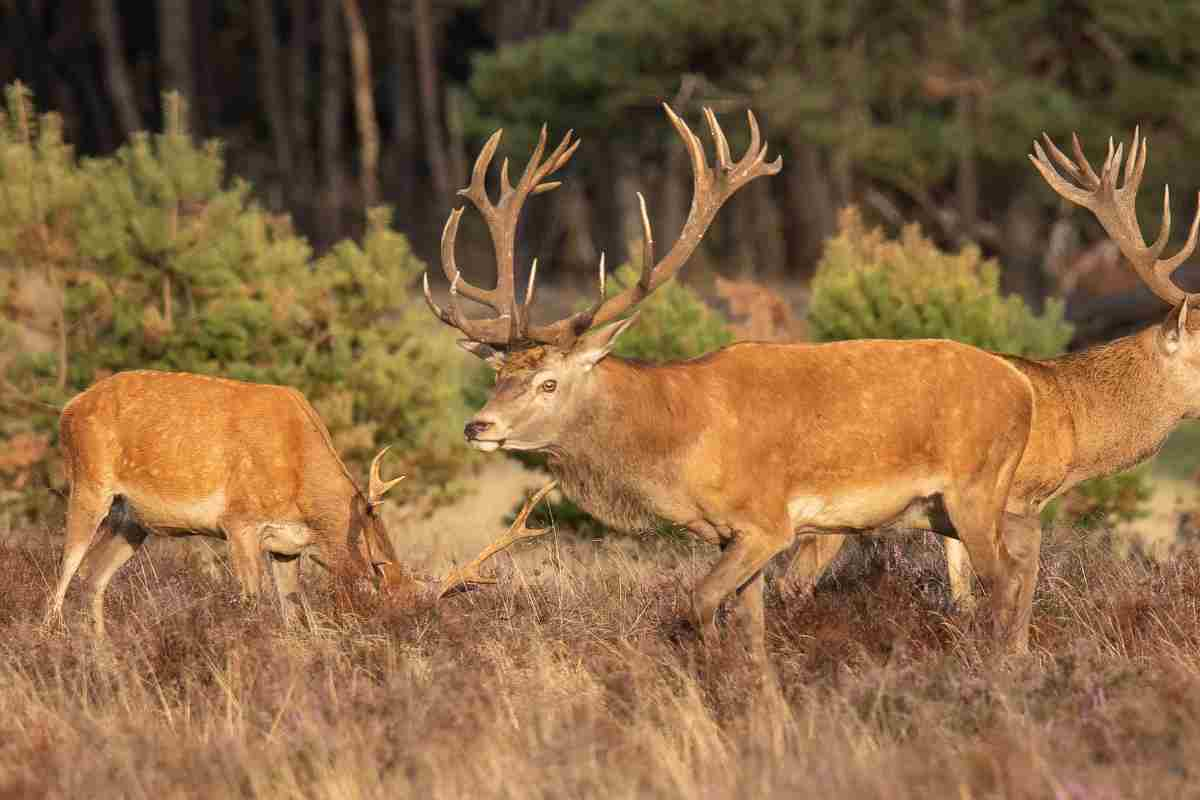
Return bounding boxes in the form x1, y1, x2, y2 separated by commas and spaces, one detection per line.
808, 206, 1151, 530
808, 207, 1072, 356
0, 84, 473, 534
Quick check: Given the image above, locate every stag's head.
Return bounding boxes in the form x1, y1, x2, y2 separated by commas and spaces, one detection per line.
424, 104, 781, 452
1031, 128, 1200, 399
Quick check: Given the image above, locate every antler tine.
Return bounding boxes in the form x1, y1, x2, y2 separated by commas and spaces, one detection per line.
367, 446, 406, 506
435, 480, 557, 599
1031, 127, 1194, 306
427, 123, 581, 346
637, 191, 655, 293
704, 107, 733, 171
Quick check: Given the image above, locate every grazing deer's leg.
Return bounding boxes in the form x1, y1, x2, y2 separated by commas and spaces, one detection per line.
224, 523, 266, 598
270, 553, 306, 624
693, 520, 791, 647
78, 523, 148, 636
777, 531, 848, 600
945, 537, 977, 612
734, 569, 768, 663
45, 487, 113, 625
941, 486, 1014, 645
996, 513, 1041, 652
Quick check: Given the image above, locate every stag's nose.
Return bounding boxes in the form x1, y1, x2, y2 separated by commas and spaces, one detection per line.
464, 420, 492, 441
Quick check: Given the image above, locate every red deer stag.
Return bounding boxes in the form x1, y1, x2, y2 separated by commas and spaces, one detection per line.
425, 104, 1043, 661
782, 127, 1200, 621
46, 370, 547, 634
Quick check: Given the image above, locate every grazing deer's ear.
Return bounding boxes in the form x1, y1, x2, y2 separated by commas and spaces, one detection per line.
458, 340, 507, 370
1162, 297, 1194, 355
571, 312, 641, 370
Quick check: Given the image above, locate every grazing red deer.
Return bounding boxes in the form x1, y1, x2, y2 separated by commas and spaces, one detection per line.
424, 104, 1044, 661
48, 370, 415, 634
782, 127, 1200, 620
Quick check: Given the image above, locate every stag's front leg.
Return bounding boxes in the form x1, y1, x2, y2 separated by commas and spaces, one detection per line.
693, 518, 792, 652
996, 512, 1041, 653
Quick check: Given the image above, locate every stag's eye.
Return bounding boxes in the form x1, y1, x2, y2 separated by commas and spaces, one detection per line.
540, 379, 557, 394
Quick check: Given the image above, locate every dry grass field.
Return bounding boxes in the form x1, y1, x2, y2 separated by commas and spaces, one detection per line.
4, 481, 1200, 800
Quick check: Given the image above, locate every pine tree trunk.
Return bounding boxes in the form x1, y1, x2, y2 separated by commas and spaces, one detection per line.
413, 0, 451, 198
250, 0, 294, 178
782, 135, 835, 279
385, 0, 418, 220
342, 0, 380, 212
157, 0, 195, 113
949, 0, 977, 241
320, 0, 346, 245
92, 0, 143, 136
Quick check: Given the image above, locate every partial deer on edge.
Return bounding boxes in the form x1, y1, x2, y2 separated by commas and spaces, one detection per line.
782, 127, 1200, 621
46, 370, 553, 634
425, 104, 1043, 662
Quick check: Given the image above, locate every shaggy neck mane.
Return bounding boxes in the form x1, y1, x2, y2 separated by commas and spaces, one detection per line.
1046, 328, 1185, 477
546, 357, 700, 532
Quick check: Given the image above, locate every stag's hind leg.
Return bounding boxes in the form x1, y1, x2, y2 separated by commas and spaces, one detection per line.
777, 531, 848, 600
945, 537, 978, 612
45, 487, 113, 626
78, 523, 148, 636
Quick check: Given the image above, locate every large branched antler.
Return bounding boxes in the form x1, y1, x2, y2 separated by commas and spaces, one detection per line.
1030, 127, 1200, 306
435, 480, 557, 599
528, 105, 782, 346
425, 104, 782, 348
424, 125, 580, 345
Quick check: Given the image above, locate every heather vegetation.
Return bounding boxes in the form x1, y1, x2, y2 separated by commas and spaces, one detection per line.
3, 524, 1200, 797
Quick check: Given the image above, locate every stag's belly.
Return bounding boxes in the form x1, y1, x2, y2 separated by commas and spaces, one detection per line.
787, 477, 951, 534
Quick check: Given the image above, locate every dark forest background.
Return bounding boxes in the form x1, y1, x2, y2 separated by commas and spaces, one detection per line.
3, 0, 1200, 337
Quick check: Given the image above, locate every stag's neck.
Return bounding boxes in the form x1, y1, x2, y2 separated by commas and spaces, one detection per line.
546, 357, 698, 531
1048, 329, 1185, 480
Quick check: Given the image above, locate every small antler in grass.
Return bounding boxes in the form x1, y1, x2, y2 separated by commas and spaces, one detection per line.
436, 480, 557, 599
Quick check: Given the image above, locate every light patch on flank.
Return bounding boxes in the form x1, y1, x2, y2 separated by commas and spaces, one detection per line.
789, 478, 944, 530
121, 487, 227, 532
258, 521, 313, 556
787, 496, 827, 524
472, 441, 501, 453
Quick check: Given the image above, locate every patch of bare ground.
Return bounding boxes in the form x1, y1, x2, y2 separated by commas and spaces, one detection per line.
2, 524, 1200, 798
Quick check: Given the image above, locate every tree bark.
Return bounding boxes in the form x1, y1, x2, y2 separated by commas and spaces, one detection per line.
250, 0, 294, 177
342, 0, 380, 212
949, 0, 977, 241
157, 0, 195, 114
92, 0, 143, 136
385, 0, 418, 221
413, 0, 451, 198
782, 134, 835, 279
319, 0, 346, 245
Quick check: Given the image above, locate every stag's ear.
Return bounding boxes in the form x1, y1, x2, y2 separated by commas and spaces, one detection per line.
571, 312, 640, 370
458, 340, 507, 370
1162, 297, 1194, 355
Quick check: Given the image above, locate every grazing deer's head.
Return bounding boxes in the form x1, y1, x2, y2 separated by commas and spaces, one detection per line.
353, 446, 410, 591
424, 104, 781, 451
1031, 129, 1200, 405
